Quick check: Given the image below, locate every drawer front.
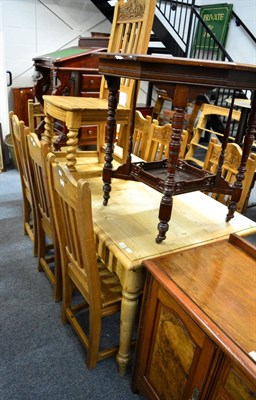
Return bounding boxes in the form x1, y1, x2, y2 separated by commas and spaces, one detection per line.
79, 125, 97, 146
81, 74, 101, 91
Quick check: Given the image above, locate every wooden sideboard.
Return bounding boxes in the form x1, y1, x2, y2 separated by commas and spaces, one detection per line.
132, 233, 256, 399
33, 37, 109, 104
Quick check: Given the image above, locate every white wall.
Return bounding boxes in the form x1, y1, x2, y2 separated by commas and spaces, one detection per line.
3, 0, 111, 87
0, 0, 111, 136
0, 2, 9, 137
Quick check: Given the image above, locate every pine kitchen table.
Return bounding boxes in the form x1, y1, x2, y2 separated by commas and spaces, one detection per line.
79, 175, 256, 375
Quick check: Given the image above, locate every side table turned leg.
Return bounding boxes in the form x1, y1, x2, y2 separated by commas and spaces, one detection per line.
66, 127, 79, 171
103, 79, 119, 206
156, 85, 188, 243
43, 115, 55, 150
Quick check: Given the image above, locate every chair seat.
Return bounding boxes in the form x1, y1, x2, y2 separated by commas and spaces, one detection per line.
68, 259, 122, 308
98, 261, 122, 307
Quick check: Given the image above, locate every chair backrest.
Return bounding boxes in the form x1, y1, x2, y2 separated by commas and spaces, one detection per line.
9, 112, 31, 196
46, 153, 101, 304
144, 122, 189, 161
28, 99, 45, 133
185, 103, 241, 167
100, 0, 156, 109
26, 131, 62, 300
26, 130, 52, 230
202, 138, 256, 213
112, 110, 153, 162
9, 112, 38, 254
132, 110, 154, 159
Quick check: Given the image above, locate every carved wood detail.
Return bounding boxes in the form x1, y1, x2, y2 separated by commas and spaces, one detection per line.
118, 0, 145, 21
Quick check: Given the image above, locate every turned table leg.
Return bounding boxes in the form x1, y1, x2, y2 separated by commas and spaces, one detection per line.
103, 77, 120, 206
43, 114, 55, 150
156, 85, 189, 243
65, 111, 82, 172
65, 127, 79, 171
116, 290, 140, 376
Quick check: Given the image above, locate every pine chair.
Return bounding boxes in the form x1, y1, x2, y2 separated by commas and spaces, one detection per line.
26, 131, 62, 301
9, 112, 38, 256
185, 103, 241, 167
202, 138, 256, 213
43, 0, 157, 172
144, 122, 188, 161
113, 110, 154, 161
131, 110, 155, 159
46, 153, 122, 369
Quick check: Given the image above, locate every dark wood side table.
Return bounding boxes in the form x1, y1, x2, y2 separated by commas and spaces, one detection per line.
131, 233, 256, 399
96, 53, 256, 243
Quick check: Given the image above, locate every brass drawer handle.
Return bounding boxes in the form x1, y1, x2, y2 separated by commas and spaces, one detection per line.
89, 79, 94, 86
87, 130, 93, 135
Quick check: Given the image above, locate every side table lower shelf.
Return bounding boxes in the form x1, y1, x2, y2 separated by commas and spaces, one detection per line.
103, 158, 238, 243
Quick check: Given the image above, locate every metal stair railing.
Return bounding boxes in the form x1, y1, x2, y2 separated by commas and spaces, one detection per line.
187, 7, 233, 61
156, 0, 233, 61
156, 0, 195, 56
154, 1, 255, 143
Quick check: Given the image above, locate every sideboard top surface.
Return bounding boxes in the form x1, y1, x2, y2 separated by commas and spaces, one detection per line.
143, 234, 256, 370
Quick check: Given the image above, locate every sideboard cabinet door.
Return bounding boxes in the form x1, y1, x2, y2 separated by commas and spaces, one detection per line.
133, 278, 217, 400
210, 358, 256, 400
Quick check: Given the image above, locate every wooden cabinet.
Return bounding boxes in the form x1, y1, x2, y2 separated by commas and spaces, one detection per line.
135, 280, 216, 399
12, 87, 34, 126
32, 37, 109, 104
132, 233, 256, 399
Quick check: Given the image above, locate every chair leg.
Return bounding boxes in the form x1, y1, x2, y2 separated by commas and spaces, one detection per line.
37, 223, 45, 272
86, 308, 102, 369
62, 273, 73, 323
23, 196, 30, 236
53, 248, 62, 302
23, 198, 38, 257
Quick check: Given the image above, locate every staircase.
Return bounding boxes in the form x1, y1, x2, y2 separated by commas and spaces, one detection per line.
91, 0, 255, 60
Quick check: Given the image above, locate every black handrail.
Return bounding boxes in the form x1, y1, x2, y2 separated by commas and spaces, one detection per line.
232, 10, 256, 44
156, 1, 256, 63
188, 8, 233, 62
156, 0, 233, 61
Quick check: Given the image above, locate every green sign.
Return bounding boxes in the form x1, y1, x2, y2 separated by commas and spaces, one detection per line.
194, 3, 233, 50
